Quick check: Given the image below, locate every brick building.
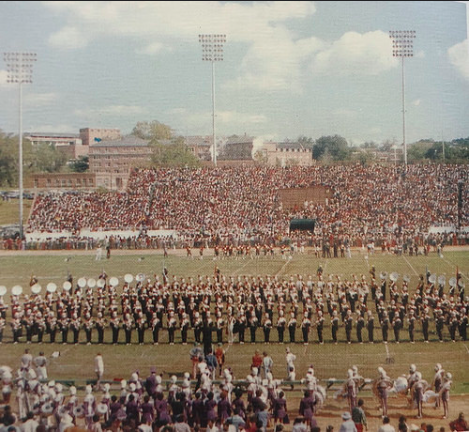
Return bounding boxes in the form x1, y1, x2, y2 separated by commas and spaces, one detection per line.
88, 135, 151, 190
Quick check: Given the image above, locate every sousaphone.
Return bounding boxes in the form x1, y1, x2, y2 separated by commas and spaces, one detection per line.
46, 283, 57, 293
124, 274, 134, 284
41, 402, 54, 415
96, 403, 108, 415
12, 285, 23, 296
109, 277, 119, 287
428, 274, 437, 284
389, 272, 399, 282
438, 275, 446, 286
379, 272, 388, 280
0, 286, 6, 296
73, 405, 85, 418
31, 283, 42, 294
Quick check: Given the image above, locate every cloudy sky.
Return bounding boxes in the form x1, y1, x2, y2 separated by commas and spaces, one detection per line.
0, 1, 468, 145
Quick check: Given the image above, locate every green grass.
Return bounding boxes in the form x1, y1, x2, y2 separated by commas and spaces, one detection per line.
0, 198, 32, 225
1, 249, 468, 430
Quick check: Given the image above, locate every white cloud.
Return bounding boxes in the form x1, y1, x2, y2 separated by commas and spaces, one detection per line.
310, 31, 399, 76
43, 1, 319, 91
26, 92, 58, 106
448, 39, 469, 80
332, 108, 359, 119
137, 42, 168, 56
31, 124, 76, 133
48, 26, 90, 50
74, 105, 147, 117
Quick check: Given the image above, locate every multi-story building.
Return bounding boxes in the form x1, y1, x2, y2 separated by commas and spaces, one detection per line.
185, 136, 213, 161
88, 135, 151, 190
261, 141, 314, 166
24, 132, 85, 159
79, 128, 121, 148
219, 134, 254, 160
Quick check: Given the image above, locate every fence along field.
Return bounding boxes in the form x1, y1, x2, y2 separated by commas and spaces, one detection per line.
0, 247, 468, 430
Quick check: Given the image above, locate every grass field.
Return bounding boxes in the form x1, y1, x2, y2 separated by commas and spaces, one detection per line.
0, 198, 32, 225
1, 247, 468, 430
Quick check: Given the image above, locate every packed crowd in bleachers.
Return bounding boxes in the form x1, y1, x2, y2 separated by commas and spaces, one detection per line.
24, 165, 469, 250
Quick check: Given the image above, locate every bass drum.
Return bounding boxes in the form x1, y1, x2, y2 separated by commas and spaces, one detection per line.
393, 376, 408, 395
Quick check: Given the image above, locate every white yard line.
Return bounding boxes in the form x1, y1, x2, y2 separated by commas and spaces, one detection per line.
402, 254, 419, 276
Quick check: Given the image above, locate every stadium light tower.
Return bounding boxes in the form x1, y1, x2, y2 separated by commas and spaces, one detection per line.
3, 52, 37, 240
198, 34, 226, 167
389, 30, 416, 168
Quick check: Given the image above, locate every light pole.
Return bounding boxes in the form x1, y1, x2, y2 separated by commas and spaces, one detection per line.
389, 30, 416, 168
3, 52, 37, 240
198, 34, 226, 167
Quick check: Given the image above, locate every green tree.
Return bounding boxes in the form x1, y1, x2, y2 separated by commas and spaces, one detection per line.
30, 142, 68, 173
313, 135, 350, 161
69, 156, 89, 172
150, 136, 200, 168
132, 120, 173, 141
297, 135, 315, 149
0, 130, 19, 187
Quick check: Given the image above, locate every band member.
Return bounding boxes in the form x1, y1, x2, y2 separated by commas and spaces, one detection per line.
70, 312, 81, 345
374, 367, 393, 417
150, 312, 161, 345
276, 310, 286, 343
345, 309, 353, 344
407, 310, 416, 343
59, 312, 70, 344
380, 311, 390, 344
181, 312, 190, 345
34, 311, 46, 343
123, 313, 134, 345
366, 310, 374, 343
215, 311, 224, 345
84, 313, 94, 345
315, 311, 324, 344
331, 310, 339, 344
167, 311, 177, 345
237, 312, 246, 344
421, 308, 430, 343
356, 311, 365, 344
136, 312, 147, 345
47, 311, 57, 343
11, 313, 22, 344
95, 312, 106, 344
193, 312, 203, 343
287, 312, 297, 343
110, 311, 120, 345
248, 312, 259, 344
440, 372, 452, 419
301, 313, 311, 345
392, 313, 402, 343
263, 313, 272, 343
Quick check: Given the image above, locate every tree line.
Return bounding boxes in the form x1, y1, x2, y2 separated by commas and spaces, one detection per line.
0, 122, 468, 188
